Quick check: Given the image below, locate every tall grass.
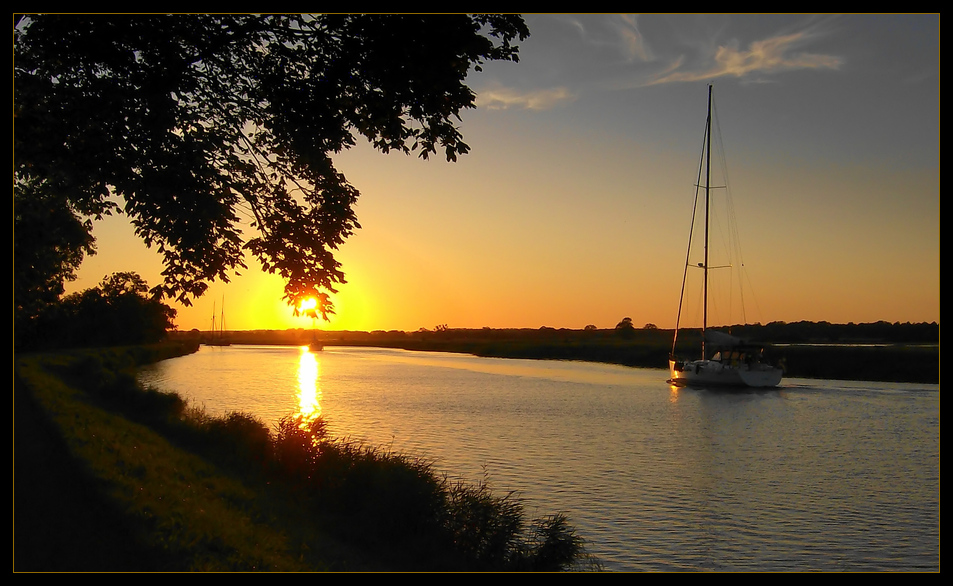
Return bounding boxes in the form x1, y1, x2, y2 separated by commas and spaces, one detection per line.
15, 352, 304, 571
17, 347, 599, 571
262, 414, 595, 570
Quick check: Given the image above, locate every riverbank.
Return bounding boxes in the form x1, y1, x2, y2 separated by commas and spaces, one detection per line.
178, 321, 940, 384
14, 343, 596, 571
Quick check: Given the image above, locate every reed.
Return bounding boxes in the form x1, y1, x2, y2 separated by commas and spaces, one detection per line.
263, 414, 597, 570
15, 347, 598, 571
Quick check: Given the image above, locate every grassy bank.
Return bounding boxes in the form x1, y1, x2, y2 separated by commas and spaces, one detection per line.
14, 344, 598, 571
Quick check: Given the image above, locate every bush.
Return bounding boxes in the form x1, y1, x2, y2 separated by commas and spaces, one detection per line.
263, 413, 596, 570
46, 349, 597, 571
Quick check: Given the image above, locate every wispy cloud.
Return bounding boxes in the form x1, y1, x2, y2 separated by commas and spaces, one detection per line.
475, 17, 844, 109
558, 13, 653, 63
615, 14, 653, 63
476, 85, 577, 111
648, 30, 843, 85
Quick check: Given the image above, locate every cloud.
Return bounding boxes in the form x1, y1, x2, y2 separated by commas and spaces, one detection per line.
558, 13, 653, 64
648, 30, 843, 85
475, 85, 577, 111
616, 14, 653, 63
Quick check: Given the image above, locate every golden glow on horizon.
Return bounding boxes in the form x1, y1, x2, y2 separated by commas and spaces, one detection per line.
59, 17, 938, 334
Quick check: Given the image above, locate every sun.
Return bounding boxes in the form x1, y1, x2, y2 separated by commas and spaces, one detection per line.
299, 297, 318, 313
293, 291, 336, 324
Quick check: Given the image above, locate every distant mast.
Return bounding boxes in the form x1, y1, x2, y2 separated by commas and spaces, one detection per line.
209, 296, 228, 344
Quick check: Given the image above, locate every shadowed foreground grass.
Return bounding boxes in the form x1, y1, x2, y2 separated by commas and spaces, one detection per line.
14, 345, 599, 571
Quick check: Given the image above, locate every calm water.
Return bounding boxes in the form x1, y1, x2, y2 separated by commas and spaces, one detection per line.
138, 345, 939, 571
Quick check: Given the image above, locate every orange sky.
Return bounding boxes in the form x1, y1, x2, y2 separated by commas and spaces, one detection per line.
63, 15, 940, 333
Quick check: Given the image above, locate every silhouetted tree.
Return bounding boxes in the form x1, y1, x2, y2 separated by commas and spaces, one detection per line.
14, 14, 529, 320
615, 316, 635, 338
29, 272, 176, 350
14, 178, 96, 345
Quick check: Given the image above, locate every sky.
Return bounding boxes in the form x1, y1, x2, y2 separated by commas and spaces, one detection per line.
64, 14, 940, 333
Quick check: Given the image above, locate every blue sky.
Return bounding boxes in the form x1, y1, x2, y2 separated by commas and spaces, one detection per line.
69, 14, 940, 332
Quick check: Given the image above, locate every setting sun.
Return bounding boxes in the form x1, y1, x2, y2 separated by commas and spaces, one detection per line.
15, 14, 938, 573
56, 14, 937, 336
299, 297, 318, 314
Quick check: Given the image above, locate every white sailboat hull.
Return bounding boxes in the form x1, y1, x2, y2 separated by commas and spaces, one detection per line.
669, 359, 783, 388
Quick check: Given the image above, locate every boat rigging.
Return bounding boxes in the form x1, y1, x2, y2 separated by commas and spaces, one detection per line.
668, 84, 782, 388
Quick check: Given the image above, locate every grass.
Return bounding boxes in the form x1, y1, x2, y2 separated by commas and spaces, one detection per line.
15, 350, 308, 570
14, 345, 599, 571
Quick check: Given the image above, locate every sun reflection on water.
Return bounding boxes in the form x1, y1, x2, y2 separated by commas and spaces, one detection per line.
669, 385, 680, 403
296, 346, 322, 423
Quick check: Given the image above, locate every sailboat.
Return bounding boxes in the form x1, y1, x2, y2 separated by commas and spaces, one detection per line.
205, 297, 231, 347
668, 85, 782, 388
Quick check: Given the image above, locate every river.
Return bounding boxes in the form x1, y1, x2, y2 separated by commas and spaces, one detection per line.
137, 344, 939, 571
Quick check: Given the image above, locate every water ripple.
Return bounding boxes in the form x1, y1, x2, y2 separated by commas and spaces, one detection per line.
139, 346, 939, 572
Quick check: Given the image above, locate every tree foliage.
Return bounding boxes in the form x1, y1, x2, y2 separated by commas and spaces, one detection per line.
14, 178, 96, 331
615, 317, 634, 330
14, 14, 529, 316
19, 272, 177, 350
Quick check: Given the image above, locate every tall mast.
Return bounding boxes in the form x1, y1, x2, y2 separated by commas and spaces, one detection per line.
702, 84, 712, 360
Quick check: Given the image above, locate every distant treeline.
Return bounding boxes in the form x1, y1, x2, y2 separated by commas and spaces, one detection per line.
720, 320, 939, 345
176, 320, 938, 384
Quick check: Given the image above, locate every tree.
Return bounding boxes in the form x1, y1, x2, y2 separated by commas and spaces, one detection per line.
21, 272, 177, 350
14, 14, 529, 318
14, 177, 96, 338
615, 317, 634, 330
64, 272, 177, 346
615, 316, 635, 338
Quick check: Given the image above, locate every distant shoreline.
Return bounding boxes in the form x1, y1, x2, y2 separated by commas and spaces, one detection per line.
170, 321, 939, 385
